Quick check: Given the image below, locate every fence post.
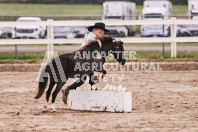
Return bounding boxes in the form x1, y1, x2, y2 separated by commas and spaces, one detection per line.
47, 19, 54, 60
171, 17, 177, 58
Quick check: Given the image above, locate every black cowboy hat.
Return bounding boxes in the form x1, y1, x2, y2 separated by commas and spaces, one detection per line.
88, 22, 109, 32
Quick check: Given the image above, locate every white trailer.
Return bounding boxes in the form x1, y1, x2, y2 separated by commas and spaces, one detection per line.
188, 0, 198, 18
141, 0, 172, 37
103, 1, 136, 36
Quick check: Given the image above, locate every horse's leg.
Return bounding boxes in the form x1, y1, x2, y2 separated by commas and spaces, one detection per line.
50, 81, 66, 112
89, 72, 95, 86
62, 75, 87, 104
101, 69, 107, 79
42, 79, 56, 112
70, 75, 87, 89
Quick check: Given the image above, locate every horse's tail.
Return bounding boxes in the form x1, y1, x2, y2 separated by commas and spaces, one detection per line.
34, 65, 49, 99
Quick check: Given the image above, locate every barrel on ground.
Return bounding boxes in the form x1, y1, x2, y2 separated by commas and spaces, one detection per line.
68, 90, 132, 113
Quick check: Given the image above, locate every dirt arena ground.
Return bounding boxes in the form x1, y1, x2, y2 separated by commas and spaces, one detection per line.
0, 62, 198, 132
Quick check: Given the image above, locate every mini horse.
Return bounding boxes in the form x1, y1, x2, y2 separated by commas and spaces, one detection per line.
35, 35, 126, 112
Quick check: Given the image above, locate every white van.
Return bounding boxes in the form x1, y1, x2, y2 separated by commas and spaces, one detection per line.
103, 1, 136, 36
141, 0, 172, 37
15, 17, 46, 39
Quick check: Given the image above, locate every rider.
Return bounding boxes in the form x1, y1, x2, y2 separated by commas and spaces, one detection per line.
81, 22, 109, 47
61, 22, 109, 104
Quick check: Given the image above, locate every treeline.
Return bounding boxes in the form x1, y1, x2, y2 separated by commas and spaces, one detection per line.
0, 0, 188, 5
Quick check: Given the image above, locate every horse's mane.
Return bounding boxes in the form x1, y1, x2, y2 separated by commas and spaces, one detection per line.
100, 35, 114, 43
78, 35, 114, 51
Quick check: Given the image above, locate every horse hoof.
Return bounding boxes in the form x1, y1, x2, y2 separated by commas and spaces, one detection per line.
61, 89, 68, 104
42, 109, 47, 113
50, 103, 56, 112
50, 108, 56, 112
93, 76, 99, 83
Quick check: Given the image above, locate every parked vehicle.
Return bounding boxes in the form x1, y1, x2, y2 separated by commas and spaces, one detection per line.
67, 26, 88, 39
176, 0, 198, 37
53, 26, 72, 39
141, 25, 170, 37
188, 0, 198, 18
141, 0, 172, 37
105, 26, 128, 37
15, 17, 46, 39
143, 0, 172, 19
0, 27, 15, 38
177, 20, 198, 37
103, 1, 136, 36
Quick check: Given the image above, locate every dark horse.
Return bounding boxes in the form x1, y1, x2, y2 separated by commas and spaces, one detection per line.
35, 35, 126, 112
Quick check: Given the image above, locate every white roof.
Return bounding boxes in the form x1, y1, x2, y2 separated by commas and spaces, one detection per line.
17, 17, 41, 21
103, 1, 135, 4
145, 0, 170, 1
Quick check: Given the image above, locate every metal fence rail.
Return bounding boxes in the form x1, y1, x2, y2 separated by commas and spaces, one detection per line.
0, 17, 198, 59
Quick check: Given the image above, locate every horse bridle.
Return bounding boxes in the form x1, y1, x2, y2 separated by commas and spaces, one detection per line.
113, 40, 123, 49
